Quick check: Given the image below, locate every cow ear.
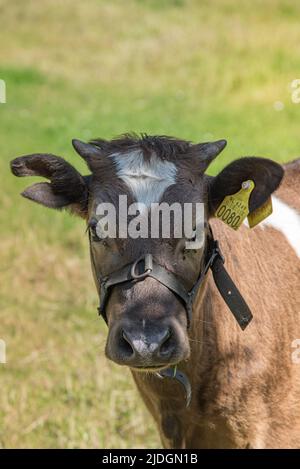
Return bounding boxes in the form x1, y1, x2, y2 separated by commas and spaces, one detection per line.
208, 157, 284, 216
10, 154, 90, 218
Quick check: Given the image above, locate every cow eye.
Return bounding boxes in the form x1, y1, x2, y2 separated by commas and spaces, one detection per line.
88, 219, 102, 242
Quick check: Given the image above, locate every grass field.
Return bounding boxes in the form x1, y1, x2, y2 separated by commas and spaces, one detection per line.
1, 0, 300, 448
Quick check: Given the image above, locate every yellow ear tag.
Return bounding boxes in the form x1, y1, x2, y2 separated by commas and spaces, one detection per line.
215, 180, 255, 230
247, 197, 273, 228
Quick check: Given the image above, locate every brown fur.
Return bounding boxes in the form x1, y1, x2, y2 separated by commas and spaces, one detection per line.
132, 162, 300, 449
277, 159, 300, 211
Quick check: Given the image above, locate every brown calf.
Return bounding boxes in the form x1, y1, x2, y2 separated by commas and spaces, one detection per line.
10, 135, 300, 448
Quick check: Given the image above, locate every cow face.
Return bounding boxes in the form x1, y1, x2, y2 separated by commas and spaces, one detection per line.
10, 135, 283, 372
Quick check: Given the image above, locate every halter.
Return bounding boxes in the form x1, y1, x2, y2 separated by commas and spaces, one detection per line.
90, 228, 253, 331
89, 227, 253, 407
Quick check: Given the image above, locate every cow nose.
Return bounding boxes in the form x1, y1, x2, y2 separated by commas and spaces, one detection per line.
119, 327, 174, 365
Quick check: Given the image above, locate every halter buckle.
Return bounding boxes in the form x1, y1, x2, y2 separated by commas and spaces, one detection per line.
130, 253, 153, 280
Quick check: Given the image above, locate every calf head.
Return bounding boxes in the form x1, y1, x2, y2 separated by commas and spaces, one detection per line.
10, 134, 283, 371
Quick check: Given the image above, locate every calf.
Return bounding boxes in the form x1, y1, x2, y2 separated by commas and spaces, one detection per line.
11, 135, 300, 448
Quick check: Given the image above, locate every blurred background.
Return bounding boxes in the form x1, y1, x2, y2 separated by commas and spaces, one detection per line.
0, 0, 300, 448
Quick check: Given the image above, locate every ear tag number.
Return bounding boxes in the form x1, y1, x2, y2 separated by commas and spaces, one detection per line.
215, 180, 255, 230
247, 197, 273, 228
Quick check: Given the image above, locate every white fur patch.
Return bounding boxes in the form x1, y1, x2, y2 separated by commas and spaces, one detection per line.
111, 150, 177, 206
261, 196, 300, 258
245, 196, 300, 258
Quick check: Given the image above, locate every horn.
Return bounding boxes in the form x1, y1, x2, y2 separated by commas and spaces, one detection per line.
72, 139, 101, 161
194, 139, 227, 171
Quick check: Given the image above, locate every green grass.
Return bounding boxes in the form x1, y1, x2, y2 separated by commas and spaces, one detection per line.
1, 0, 300, 448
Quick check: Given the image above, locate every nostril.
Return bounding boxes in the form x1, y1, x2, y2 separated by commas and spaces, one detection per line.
119, 330, 135, 358
159, 328, 174, 357
115, 327, 176, 363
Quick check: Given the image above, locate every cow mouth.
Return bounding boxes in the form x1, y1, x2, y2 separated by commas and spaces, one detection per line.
130, 364, 170, 373
130, 362, 179, 373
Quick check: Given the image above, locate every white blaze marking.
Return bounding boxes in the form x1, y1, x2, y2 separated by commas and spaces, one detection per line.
111, 150, 177, 206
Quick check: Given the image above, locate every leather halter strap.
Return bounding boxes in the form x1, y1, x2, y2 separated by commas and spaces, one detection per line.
90, 228, 253, 330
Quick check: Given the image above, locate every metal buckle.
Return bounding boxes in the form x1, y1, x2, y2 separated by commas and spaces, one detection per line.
130, 253, 153, 280
207, 240, 225, 269
212, 240, 225, 264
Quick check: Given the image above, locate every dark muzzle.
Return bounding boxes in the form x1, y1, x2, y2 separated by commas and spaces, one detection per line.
92, 231, 253, 331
